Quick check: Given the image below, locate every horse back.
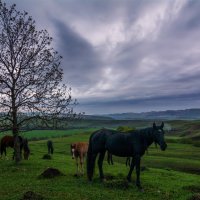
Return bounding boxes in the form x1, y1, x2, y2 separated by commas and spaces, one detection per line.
1, 135, 14, 148
75, 142, 88, 155
89, 129, 116, 153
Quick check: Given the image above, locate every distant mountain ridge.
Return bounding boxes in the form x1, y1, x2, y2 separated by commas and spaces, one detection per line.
100, 108, 200, 120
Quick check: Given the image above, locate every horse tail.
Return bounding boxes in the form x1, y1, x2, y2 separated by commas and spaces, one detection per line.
87, 133, 96, 181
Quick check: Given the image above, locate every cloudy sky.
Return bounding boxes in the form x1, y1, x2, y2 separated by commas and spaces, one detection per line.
6, 0, 200, 114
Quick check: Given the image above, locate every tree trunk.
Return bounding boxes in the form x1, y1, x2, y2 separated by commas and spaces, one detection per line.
13, 120, 22, 163
14, 135, 21, 163
11, 82, 21, 163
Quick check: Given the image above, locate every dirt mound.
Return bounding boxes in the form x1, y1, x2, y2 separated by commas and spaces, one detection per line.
188, 194, 200, 200
42, 154, 52, 160
22, 191, 44, 200
39, 168, 64, 179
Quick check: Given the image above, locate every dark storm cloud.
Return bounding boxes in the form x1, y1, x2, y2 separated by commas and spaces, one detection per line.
5, 0, 200, 114
52, 18, 103, 87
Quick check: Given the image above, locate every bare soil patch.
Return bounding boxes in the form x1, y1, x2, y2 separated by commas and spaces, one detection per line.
39, 167, 64, 179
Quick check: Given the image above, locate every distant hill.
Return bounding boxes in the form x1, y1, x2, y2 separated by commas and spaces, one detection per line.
101, 108, 200, 120
82, 115, 113, 120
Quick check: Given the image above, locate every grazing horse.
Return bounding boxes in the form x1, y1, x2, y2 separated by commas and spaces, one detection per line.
71, 142, 88, 175
47, 140, 54, 154
0, 135, 30, 160
87, 122, 167, 189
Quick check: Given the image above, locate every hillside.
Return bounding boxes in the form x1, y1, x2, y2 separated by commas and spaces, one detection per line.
102, 108, 200, 120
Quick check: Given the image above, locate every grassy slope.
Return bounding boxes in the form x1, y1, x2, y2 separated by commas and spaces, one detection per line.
0, 133, 200, 200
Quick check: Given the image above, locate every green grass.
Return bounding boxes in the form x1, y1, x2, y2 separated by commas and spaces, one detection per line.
0, 128, 96, 141
0, 131, 200, 200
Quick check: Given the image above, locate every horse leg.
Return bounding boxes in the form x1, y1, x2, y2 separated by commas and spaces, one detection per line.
1, 146, 6, 157
107, 152, 114, 165
127, 157, 135, 182
75, 157, 79, 175
110, 154, 113, 165
126, 157, 131, 167
0, 146, 4, 157
80, 154, 84, 175
87, 152, 98, 181
0, 146, 4, 159
107, 152, 111, 165
135, 156, 142, 189
4, 147, 6, 157
98, 151, 106, 180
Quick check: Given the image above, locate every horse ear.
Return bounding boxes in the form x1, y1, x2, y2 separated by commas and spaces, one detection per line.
160, 122, 164, 129
153, 122, 156, 129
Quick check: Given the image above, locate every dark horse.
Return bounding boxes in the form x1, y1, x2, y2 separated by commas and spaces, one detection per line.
0, 135, 30, 160
87, 122, 167, 189
47, 140, 54, 154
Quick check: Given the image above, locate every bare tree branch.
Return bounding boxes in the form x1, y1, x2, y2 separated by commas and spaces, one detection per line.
0, 1, 81, 135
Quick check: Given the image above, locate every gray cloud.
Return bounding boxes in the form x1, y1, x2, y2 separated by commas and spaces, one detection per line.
52, 19, 103, 87
5, 0, 200, 114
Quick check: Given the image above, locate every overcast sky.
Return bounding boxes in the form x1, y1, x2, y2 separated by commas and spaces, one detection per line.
6, 0, 200, 114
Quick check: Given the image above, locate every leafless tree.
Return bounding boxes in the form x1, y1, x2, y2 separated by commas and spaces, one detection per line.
0, 1, 79, 162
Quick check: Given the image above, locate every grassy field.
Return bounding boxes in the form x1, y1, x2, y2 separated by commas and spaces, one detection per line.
0, 128, 200, 200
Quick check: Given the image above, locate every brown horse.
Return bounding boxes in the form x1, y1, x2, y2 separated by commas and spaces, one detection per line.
0, 135, 30, 160
71, 142, 88, 175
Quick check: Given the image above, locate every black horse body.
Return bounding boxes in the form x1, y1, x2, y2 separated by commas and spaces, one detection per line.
105, 132, 147, 157
87, 122, 167, 189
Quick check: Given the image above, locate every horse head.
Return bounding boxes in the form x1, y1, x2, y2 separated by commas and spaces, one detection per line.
153, 122, 167, 151
70, 143, 76, 159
